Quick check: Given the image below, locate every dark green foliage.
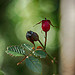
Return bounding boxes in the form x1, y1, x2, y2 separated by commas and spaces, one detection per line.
5, 43, 48, 73
25, 56, 42, 74
33, 50, 47, 58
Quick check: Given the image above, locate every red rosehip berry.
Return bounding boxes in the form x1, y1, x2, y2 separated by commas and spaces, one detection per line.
34, 18, 52, 32
42, 19, 50, 32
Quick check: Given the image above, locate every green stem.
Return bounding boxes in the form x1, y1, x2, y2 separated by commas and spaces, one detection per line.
44, 32, 56, 74
46, 53, 57, 75
53, 63, 57, 75
33, 43, 35, 50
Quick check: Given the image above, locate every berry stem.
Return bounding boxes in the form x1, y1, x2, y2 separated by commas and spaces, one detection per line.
33, 43, 35, 50
44, 32, 47, 50
38, 40, 44, 48
17, 56, 27, 65
53, 63, 57, 75
49, 55, 57, 74
46, 53, 57, 75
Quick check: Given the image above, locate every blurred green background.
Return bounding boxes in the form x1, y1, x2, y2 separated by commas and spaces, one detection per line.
0, 0, 59, 75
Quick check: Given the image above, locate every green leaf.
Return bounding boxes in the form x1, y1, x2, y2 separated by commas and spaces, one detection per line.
0, 70, 4, 75
6, 45, 25, 56
21, 44, 33, 56
33, 50, 47, 58
21, 44, 33, 51
6, 44, 33, 57
25, 56, 42, 74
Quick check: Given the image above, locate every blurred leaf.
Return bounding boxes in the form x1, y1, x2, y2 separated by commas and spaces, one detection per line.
5, 44, 33, 57
0, 70, 4, 75
33, 50, 47, 58
25, 56, 42, 74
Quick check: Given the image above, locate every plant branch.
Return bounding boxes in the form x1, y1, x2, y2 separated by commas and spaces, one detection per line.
38, 40, 44, 48
17, 56, 27, 65
44, 32, 47, 50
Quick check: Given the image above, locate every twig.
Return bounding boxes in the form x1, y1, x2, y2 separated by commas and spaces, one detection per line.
38, 40, 44, 48
44, 32, 47, 50
17, 56, 27, 65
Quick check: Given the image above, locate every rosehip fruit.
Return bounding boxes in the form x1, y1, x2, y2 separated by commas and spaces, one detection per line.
42, 19, 50, 32
26, 31, 39, 44
34, 18, 57, 32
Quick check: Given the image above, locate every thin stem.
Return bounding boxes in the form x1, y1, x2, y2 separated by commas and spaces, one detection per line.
44, 32, 47, 50
47, 53, 57, 75
51, 24, 58, 28
33, 21, 42, 27
17, 56, 27, 65
38, 40, 44, 48
49, 55, 57, 75
53, 63, 57, 75
33, 43, 35, 50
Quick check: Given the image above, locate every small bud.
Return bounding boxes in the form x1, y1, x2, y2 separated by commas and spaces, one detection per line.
36, 46, 43, 50
32, 47, 35, 50
26, 31, 39, 44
